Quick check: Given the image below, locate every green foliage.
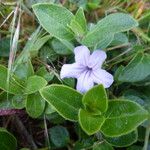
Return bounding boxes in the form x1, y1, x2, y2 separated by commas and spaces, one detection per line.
25, 75, 47, 94
82, 85, 108, 115
70, 7, 87, 38
40, 84, 83, 121
12, 94, 26, 109
49, 126, 70, 148
101, 100, 148, 137
26, 92, 45, 118
93, 142, 114, 150
104, 130, 138, 147
79, 109, 105, 135
118, 53, 150, 82
51, 38, 73, 55
0, 65, 24, 94
33, 4, 74, 40
14, 59, 34, 80
81, 13, 138, 47
0, 128, 17, 150
36, 66, 54, 82
0, 38, 10, 57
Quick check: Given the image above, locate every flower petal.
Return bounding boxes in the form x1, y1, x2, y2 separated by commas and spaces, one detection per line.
88, 50, 107, 70
76, 71, 94, 93
91, 69, 113, 88
60, 63, 85, 79
74, 46, 90, 66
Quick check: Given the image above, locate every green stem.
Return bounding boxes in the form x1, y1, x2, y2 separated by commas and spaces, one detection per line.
143, 126, 150, 150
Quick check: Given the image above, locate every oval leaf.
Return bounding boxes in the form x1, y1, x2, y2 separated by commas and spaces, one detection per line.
32, 4, 74, 40
0, 128, 17, 150
79, 109, 105, 135
25, 75, 47, 94
82, 84, 108, 115
26, 92, 45, 118
0, 65, 24, 94
40, 84, 83, 121
82, 13, 138, 47
103, 130, 137, 147
101, 99, 148, 137
118, 53, 150, 82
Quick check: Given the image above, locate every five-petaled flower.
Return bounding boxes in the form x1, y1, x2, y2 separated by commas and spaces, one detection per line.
60, 46, 114, 93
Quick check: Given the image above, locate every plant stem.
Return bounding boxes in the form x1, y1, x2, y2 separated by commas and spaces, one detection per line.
143, 126, 150, 150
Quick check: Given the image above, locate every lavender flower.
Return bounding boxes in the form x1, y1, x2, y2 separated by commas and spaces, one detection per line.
60, 46, 113, 93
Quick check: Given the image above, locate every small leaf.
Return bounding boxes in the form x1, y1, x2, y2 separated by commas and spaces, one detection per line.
82, 85, 108, 115
39, 45, 58, 62
70, 7, 87, 38
0, 38, 10, 57
51, 38, 73, 55
79, 109, 105, 135
118, 53, 150, 82
49, 126, 70, 148
40, 84, 83, 121
101, 99, 148, 137
25, 75, 47, 94
0, 128, 17, 150
103, 130, 138, 147
33, 4, 74, 40
0, 92, 14, 109
82, 13, 138, 47
0, 65, 24, 94
93, 142, 114, 150
12, 94, 26, 109
26, 92, 45, 118
96, 33, 114, 49
36, 66, 54, 82
14, 59, 34, 80
110, 33, 128, 46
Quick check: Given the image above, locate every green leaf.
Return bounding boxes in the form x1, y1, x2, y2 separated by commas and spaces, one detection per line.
36, 66, 54, 82
0, 38, 10, 57
29, 35, 51, 57
51, 38, 73, 55
44, 102, 55, 115
26, 92, 45, 118
70, 7, 87, 38
93, 142, 114, 150
0, 92, 14, 109
127, 145, 143, 150
101, 99, 148, 137
79, 109, 105, 135
96, 34, 114, 49
110, 33, 128, 46
39, 45, 58, 62
25, 75, 47, 94
49, 125, 70, 148
0, 128, 17, 150
118, 53, 150, 82
40, 84, 83, 121
12, 94, 26, 109
14, 59, 34, 80
104, 130, 137, 147
82, 13, 138, 47
0, 65, 24, 94
33, 4, 74, 40
82, 85, 108, 115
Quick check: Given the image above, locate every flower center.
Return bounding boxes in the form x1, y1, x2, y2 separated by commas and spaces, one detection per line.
86, 66, 93, 71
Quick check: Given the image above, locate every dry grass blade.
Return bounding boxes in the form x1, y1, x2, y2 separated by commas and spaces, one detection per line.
7, 4, 21, 99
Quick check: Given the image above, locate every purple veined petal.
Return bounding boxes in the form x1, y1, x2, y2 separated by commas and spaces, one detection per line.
91, 69, 114, 88
88, 50, 107, 70
76, 70, 94, 93
60, 63, 85, 79
74, 45, 90, 66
